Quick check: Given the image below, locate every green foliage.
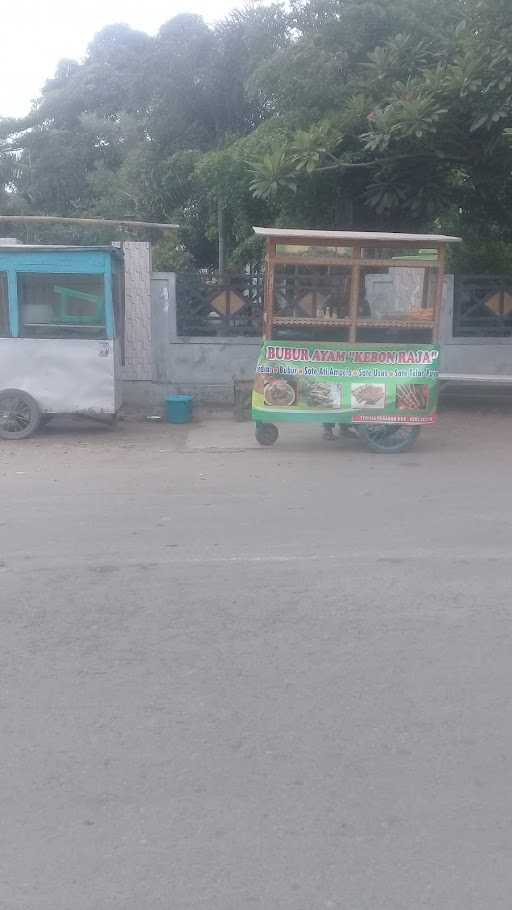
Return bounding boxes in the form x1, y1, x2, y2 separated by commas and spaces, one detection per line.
152, 234, 195, 271
448, 238, 512, 273
248, 147, 297, 199
2, 0, 512, 270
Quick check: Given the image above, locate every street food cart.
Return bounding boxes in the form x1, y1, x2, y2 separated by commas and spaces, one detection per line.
252, 228, 461, 452
0, 244, 124, 439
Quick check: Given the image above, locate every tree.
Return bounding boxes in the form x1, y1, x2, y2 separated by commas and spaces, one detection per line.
1, 0, 512, 267
246, 0, 512, 240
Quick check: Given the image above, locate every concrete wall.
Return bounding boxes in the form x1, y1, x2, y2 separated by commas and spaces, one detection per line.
121, 265, 512, 412
439, 275, 512, 379
166, 337, 260, 400
122, 271, 261, 410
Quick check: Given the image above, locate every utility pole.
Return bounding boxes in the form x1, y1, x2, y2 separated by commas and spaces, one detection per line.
217, 201, 225, 276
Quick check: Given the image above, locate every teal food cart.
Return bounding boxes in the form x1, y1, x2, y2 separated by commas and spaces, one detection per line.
0, 244, 124, 439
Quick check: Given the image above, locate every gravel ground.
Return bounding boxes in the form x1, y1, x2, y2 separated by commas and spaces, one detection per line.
1, 405, 512, 910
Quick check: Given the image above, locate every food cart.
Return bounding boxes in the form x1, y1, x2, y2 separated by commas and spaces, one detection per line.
0, 244, 124, 439
252, 228, 461, 452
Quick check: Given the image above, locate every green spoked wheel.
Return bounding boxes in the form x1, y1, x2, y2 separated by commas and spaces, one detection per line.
356, 424, 420, 454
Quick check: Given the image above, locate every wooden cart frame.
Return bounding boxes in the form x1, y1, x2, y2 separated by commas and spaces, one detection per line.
252, 227, 461, 452
255, 227, 461, 342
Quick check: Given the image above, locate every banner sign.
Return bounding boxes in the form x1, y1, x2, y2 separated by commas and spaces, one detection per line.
252, 341, 440, 424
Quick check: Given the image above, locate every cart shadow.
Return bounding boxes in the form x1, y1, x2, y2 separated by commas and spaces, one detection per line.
38, 417, 118, 438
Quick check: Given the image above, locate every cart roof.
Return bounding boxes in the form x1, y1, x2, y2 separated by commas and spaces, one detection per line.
0, 244, 121, 253
253, 227, 461, 244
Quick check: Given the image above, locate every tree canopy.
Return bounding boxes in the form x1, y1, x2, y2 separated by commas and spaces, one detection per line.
1, 0, 512, 269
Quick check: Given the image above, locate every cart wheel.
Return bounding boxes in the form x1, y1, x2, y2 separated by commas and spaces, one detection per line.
356, 424, 420, 454
0, 389, 41, 440
255, 422, 279, 446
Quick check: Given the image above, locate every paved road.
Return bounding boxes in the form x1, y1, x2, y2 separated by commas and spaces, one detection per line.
2, 409, 512, 909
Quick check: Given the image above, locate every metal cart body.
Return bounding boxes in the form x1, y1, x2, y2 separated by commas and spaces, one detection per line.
0, 245, 124, 438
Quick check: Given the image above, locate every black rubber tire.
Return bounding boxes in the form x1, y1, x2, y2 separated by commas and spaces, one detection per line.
356, 424, 420, 454
255, 422, 279, 446
0, 389, 41, 440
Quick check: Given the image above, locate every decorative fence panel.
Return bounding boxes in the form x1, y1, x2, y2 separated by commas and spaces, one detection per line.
176, 272, 263, 337
453, 274, 512, 338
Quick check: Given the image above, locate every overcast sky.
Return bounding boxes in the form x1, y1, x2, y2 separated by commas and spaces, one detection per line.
0, 0, 242, 118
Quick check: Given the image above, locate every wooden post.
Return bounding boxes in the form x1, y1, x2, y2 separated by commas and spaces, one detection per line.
263, 239, 275, 340
348, 242, 361, 343
421, 266, 431, 310
433, 244, 446, 342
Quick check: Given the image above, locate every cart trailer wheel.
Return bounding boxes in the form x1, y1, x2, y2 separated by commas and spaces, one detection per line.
0, 390, 41, 440
356, 424, 420, 454
255, 422, 279, 446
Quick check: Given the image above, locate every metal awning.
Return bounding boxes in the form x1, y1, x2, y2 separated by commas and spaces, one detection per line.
0, 244, 120, 252
253, 227, 462, 243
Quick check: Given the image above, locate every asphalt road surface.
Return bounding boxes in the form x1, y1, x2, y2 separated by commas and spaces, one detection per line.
2, 407, 512, 910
